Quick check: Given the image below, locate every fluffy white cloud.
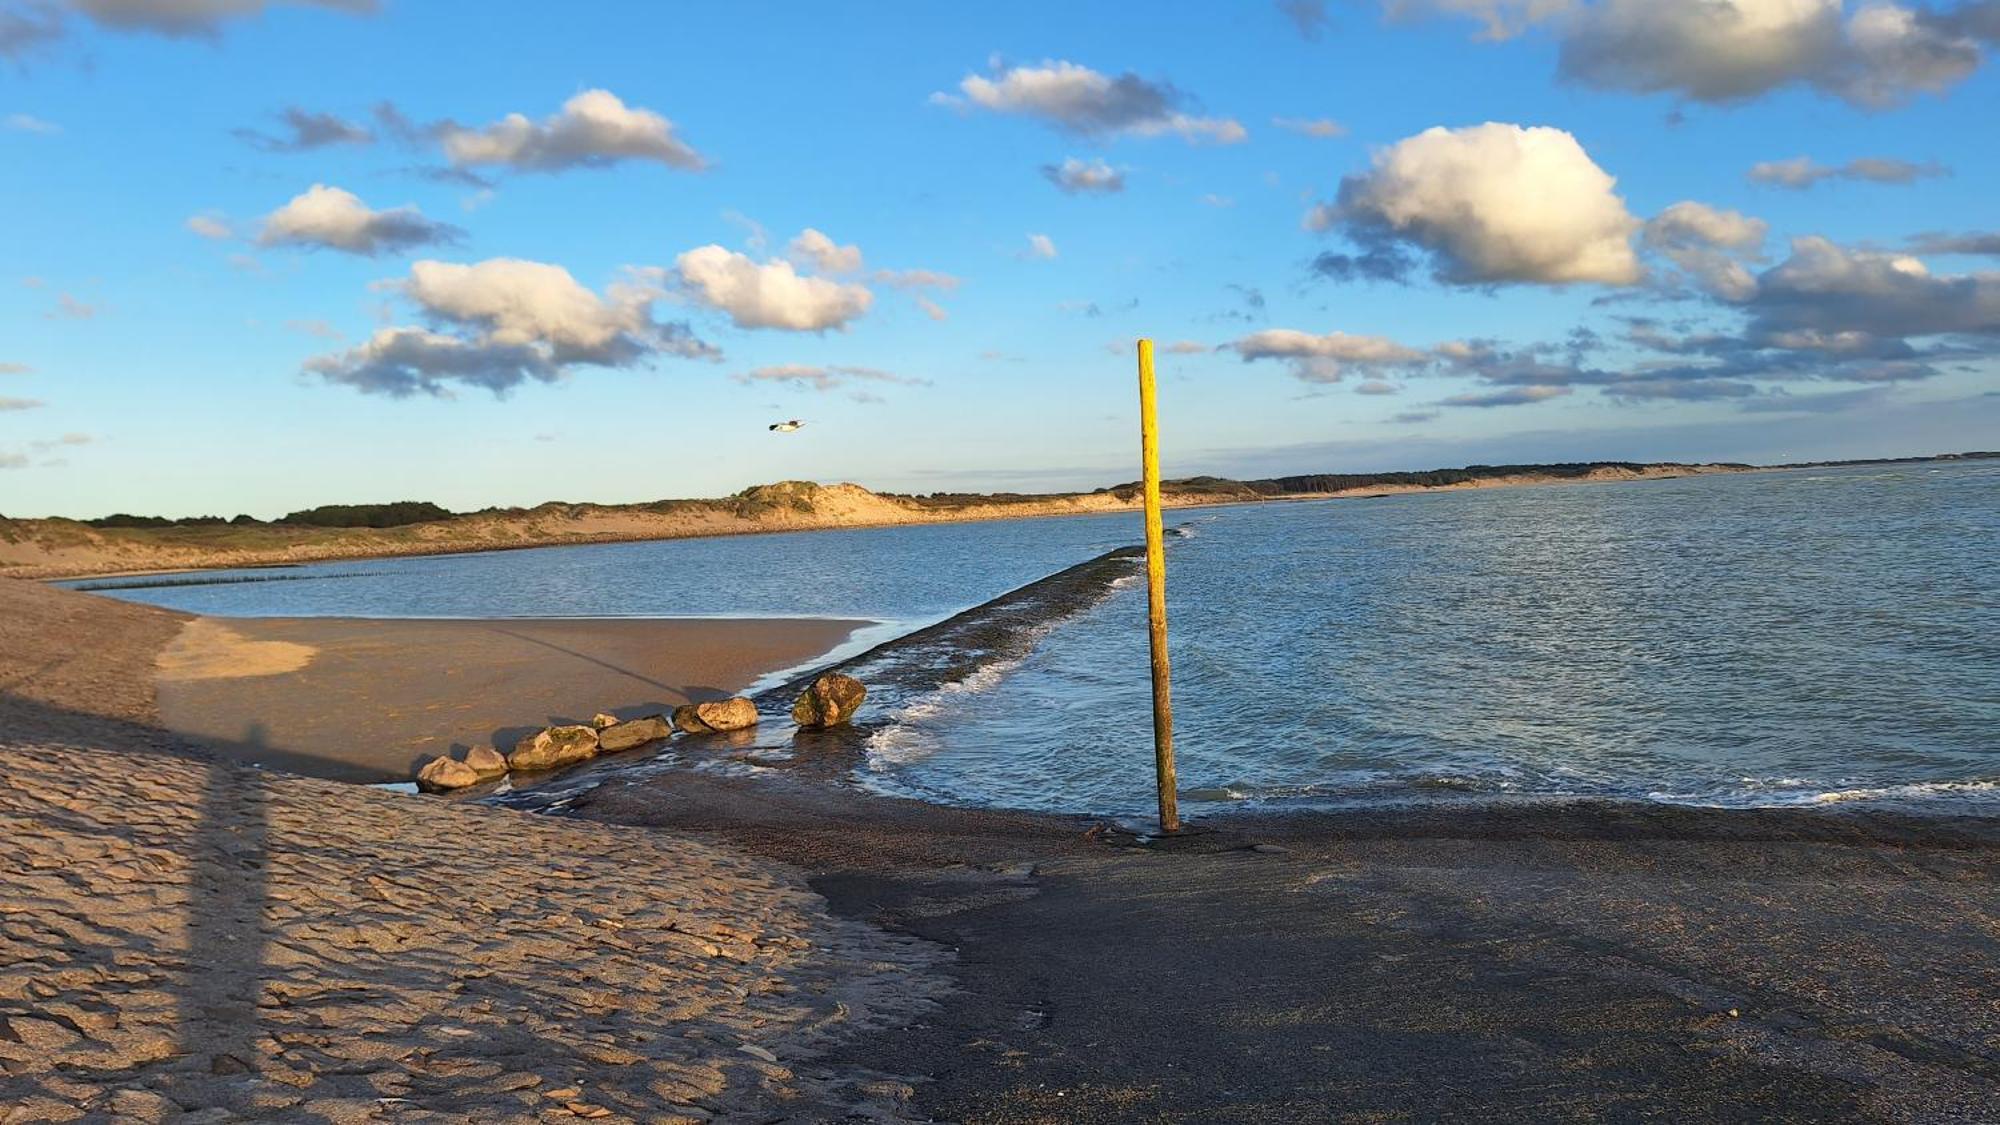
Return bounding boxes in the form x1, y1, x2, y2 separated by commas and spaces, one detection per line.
68, 0, 375, 37
257, 185, 460, 256
1643, 201, 1770, 300
786, 228, 864, 274
305, 257, 714, 397
1228, 328, 1429, 382
1042, 156, 1126, 194
1748, 154, 1950, 188
940, 60, 1247, 144
674, 246, 873, 331
441, 90, 706, 173
1312, 122, 1641, 286
1272, 116, 1347, 138
1024, 233, 1058, 260
1558, 0, 1988, 108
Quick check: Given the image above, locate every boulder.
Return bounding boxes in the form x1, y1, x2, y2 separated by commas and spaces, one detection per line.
416, 755, 481, 792
591, 712, 620, 730
791, 673, 867, 728
597, 714, 673, 752
672, 697, 759, 734
506, 724, 599, 772
464, 745, 509, 781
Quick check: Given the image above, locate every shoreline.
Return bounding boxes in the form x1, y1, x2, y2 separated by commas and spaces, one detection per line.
10, 461, 1748, 581
6, 575, 2000, 1118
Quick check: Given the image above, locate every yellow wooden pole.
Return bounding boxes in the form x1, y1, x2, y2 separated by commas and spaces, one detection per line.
1136, 338, 1181, 834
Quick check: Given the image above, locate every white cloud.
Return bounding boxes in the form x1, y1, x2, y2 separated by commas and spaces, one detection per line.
1272, 116, 1347, 138
67, 0, 376, 37
1042, 156, 1126, 194
0, 396, 46, 411
185, 212, 232, 240
786, 228, 864, 274
1750, 235, 2000, 339
257, 184, 460, 256
1312, 122, 1641, 286
1228, 328, 1428, 382
1643, 200, 1770, 300
915, 297, 948, 321
1748, 154, 1950, 188
1558, 0, 1988, 108
940, 60, 1247, 144
1024, 233, 1058, 260
304, 257, 714, 397
1163, 340, 1209, 354
441, 89, 706, 173
0, 362, 30, 374
4, 113, 59, 134
674, 245, 873, 331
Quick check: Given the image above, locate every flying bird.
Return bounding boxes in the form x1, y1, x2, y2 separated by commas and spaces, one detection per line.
769, 419, 805, 433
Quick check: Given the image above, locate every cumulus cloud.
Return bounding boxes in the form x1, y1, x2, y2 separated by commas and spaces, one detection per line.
234, 105, 372, 152
0, 396, 46, 411
1747, 235, 2000, 339
734, 364, 929, 393
1273, 116, 1347, 138
441, 90, 706, 173
1023, 233, 1058, 260
674, 246, 873, 332
786, 228, 864, 275
304, 257, 715, 397
938, 60, 1247, 144
1310, 122, 1641, 286
1558, 0, 1992, 108
1643, 201, 1770, 300
1749, 154, 1950, 188
1041, 156, 1126, 194
257, 185, 461, 256
1227, 328, 1429, 382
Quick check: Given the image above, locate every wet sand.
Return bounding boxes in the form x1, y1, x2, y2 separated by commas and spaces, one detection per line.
6, 575, 1999, 1121
154, 615, 864, 782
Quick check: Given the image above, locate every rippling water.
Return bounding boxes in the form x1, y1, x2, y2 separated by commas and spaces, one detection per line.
81, 462, 2000, 816
864, 462, 2000, 815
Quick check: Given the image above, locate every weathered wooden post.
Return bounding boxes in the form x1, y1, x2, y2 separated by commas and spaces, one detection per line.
1135, 338, 1181, 834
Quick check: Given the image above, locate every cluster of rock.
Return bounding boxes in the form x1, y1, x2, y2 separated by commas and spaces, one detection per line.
415, 673, 868, 792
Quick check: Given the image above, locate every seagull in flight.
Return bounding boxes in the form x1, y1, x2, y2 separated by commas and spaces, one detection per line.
769, 419, 805, 433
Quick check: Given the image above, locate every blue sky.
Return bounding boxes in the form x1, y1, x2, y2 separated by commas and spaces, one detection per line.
3, 0, 1997, 518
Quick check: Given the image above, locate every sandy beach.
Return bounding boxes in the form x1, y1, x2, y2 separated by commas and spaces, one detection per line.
4, 574, 1998, 1121
153, 615, 863, 783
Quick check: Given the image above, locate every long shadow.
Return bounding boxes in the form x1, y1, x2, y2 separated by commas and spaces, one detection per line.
479, 625, 677, 691
173, 739, 272, 1102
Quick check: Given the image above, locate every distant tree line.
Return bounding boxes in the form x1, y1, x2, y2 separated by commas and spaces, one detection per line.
84, 501, 454, 530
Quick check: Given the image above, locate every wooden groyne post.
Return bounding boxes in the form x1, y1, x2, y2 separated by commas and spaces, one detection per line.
1136, 338, 1181, 834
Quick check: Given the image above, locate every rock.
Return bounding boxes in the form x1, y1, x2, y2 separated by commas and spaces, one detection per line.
591, 712, 620, 730
506, 725, 599, 772
672, 697, 759, 734
597, 715, 672, 752
791, 673, 867, 728
416, 756, 481, 792
463, 744, 509, 781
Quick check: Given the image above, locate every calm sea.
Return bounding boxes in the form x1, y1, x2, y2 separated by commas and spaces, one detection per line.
79, 462, 2000, 816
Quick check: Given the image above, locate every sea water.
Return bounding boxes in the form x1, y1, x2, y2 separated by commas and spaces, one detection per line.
78, 461, 2000, 816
